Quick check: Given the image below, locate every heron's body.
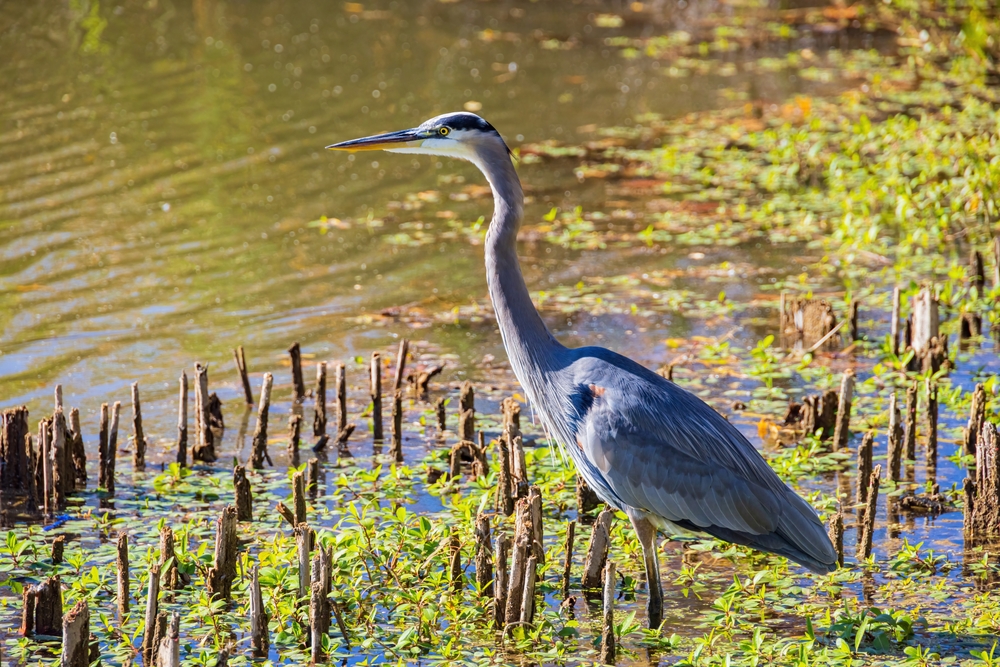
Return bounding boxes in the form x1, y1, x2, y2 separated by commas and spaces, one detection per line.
329, 112, 838, 628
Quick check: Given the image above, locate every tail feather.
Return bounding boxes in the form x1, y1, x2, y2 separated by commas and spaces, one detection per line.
676, 491, 838, 574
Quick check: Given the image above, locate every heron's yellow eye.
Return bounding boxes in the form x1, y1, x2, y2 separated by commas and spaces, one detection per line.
439, 127, 450, 136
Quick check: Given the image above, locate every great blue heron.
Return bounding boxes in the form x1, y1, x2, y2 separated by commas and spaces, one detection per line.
328, 112, 837, 628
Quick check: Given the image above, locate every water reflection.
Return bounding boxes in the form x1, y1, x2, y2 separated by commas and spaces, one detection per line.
1, 1, 859, 419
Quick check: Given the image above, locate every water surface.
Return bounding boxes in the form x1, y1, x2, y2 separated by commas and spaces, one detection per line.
3, 0, 862, 419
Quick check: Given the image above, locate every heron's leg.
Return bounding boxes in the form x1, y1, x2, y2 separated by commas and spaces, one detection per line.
628, 511, 663, 630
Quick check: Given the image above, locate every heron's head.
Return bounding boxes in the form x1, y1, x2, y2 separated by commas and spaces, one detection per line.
326, 112, 511, 163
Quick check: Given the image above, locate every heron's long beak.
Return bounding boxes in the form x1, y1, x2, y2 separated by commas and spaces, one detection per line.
326, 128, 424, 152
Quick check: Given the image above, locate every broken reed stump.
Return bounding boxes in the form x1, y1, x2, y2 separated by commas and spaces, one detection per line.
502, 396, 520, 433
131, 382, 147, 472
20, 586, 35, 637
250, 373, 274, 470
313, 542, 333, 598
295, 523, 314, 602
142, 564, 161, 665
961, 309, 983, 342
393, 338, 410, 392
234, 465, 252, 521
370, 352, 383, 442
904, 381, 918, 463
848, 299, 860, 341
234, 346, 254, 406
857, 464, 882, 560
832, 370, 855, 451
495, 433, 515, 516
562, 520, 576, 599
276, 501, 296, 527
51, 410, 68, 509
449, 530, 463, 592
160, 526, 185, 591
964, 422, 1000, 545
68, 407, 86, 486
106, 401, 121, 497
965, 383, 986, 456
176, 372, 188, 467
307, 458, 319, 499
287, 414, 302, 464
310, 578, 331, 662
890, 286, 902, 356
293, 470, 307, 525
962, 252, 985, 339
250, 564, 269, 658
289, 342, 306, 402
207, 393, 224, 433
475, 431, 490, 478
582, 508, 614, 592
156, 612, 180, 667
51, 534, 65, 564
577, 477, 602, 520
828, 511, 844, 568
503, 494, 537, 629
970, 248, 986, 295
494, 533, 510, 629
887, 394, 903, 483
411, 363, 444, 397
780, 295, 839, 349
449, 439, 488, 481
910, 287, 939, 358
40, 419, 52, 514
435, 397, 447, 433
802, 390, 838, 441
926, 379, 939, 476
98, 403, 109, 491
511, 434, 528, 496
335, 362, 347, 433
313, 361, 327, 438
919, 334, 949, 374
857, 431, 874, 506
908, 287, 948, 373
116, 532, 129, 620
32, 575, 63, 636
206, 505, 239, 603
1, 406, 34, 504
600, 560, 616, 665
192, 363, 216, 463
504, 535, 529, 628
391, 389, 403, 463
334, 423, 355, 452
62, 599, 90, 667
56, 408, 73, 501
311, 546, 337, 650
527, 485, 546, 564
520, 554, 538, 625
474, 514, 493, 597
459, 381, 475, 442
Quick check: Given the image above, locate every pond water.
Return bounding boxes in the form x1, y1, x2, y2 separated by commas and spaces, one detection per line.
1, 0, 877, 417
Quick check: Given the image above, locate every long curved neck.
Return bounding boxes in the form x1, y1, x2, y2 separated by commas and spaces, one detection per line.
472, 142, 563, 378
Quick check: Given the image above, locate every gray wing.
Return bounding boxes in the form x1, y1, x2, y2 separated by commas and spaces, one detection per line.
565, 348, 837, 574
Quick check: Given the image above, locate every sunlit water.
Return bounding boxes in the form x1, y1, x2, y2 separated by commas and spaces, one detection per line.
2, 1, 999, 662
2, 0, 874, 413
